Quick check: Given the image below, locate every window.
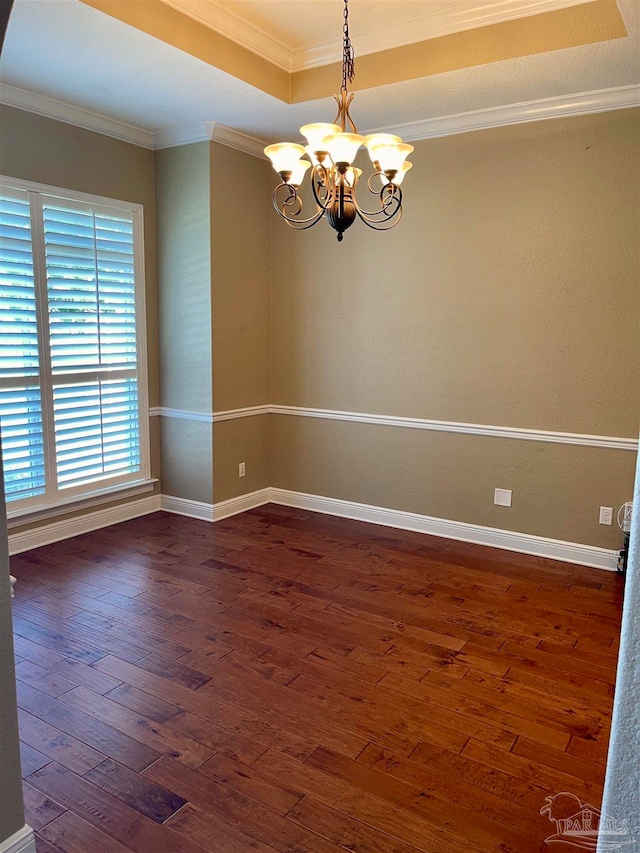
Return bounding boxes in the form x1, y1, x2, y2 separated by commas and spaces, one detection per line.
0, 178, 149, 515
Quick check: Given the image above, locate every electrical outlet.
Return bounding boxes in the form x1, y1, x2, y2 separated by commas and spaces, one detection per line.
239, 462, 246, 478
599, 506, 613, 526
494, 489, 512, 507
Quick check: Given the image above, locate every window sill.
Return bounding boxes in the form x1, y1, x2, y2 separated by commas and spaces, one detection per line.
6, 479, 158, 529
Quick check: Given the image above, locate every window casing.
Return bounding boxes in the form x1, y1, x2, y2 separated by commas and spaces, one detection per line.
0, 177, 150, 517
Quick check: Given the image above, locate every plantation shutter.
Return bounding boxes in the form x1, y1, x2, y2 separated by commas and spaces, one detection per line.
42, 197, 141, 491
0, 181, 148, 510
0, 187, 46, 502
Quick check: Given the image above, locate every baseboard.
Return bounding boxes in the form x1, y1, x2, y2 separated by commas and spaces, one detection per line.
159, 489, 271, 522
6, 483, 617, 571
8, 495, 161, 556
212, 488, 272, 521
160, 494, 214, 521
0, 826, 36, 853
269, 488, 618, 571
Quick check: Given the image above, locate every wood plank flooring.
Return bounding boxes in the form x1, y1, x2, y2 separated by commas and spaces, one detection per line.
9, 505, 623, 853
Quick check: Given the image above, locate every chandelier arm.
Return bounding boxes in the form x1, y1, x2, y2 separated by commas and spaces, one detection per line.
278, 209, 326, 230
355, 203, 403, 231
272, 184, 326, 227
310, 167, 336, 211
353, 184, 403, 220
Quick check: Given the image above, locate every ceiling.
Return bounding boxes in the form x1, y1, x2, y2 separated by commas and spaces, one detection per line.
0, 0, 638, 147
159, 0, 602, 70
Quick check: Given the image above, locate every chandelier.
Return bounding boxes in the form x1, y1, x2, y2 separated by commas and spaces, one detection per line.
264, 0, 413, 242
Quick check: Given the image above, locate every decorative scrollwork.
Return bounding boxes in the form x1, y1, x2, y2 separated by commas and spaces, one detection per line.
267, 0, 409, 240
272, 174, 403, 238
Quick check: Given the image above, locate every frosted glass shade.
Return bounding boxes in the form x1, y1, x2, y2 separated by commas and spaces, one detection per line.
370, 142, 414, 173
288, 159, 311, 186
381, 161, 412, 186
264, 143, 306, 174
300, 123, 341, 151
344, 167, 362, 187
324, 132, 365, 165
363, 133, 401, 162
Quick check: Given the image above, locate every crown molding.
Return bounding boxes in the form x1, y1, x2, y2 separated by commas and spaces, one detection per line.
0, 82, 155, 147
160, 0, 593, 73
369, 85, 640, 142
2, 82, 637, 159
152, 121, 268, 157
291, 0, 595, 71
160, 0, 291, 71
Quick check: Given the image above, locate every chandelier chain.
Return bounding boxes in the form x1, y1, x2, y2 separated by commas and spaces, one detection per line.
341, 0, 355, 93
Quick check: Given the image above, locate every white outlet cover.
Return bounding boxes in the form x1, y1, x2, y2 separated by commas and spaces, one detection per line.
599, 506, 613, 525
494, 488, 512, 507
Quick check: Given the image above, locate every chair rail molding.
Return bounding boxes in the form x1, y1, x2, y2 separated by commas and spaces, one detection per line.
149, 404, 639, 452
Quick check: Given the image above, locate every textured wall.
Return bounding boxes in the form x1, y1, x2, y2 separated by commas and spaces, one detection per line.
0, 457, 25, 844
210, 142, 272, 503
155, 142, 213, 503
270, 109, 639, 548
599, 453, 640, 849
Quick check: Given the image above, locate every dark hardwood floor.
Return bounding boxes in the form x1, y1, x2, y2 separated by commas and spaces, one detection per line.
9, 505, 623, 853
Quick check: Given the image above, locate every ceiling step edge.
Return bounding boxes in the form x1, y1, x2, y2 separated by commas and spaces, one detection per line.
1, 82, 638, 157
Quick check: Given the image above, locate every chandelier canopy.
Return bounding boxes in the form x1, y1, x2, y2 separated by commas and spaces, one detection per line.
265, 0, 413, 242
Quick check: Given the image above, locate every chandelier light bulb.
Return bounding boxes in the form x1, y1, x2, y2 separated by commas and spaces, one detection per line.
288, 159, 312, 186
381, 161, 412, 185
324, 132, 365, 165
264, 142, 306, 175
345, 167, 362, 187
300, 123, 341, 152
363, 133, 402, 163
370, 142, 414, 174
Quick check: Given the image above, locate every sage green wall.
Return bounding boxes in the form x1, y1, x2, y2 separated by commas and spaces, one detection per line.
0, 460, 25, 845
155, 142, 213, 503
0, 105, 161, 532
210, 142, 272, 503
270, 110, 640, 548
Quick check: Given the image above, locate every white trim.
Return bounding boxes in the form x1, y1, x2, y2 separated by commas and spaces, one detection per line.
150, 405, 271, 423
271, 406, 639, 451
149, 404, 638, 452
212, 488, 271, 520
159, 487, 617, 570
2, 84, 638, 155
293, 0, 595, 71
150, 0, 595, 73
214, 405, 271, 422
0, 83, 154, 147
269, 488, 619, 571
153, 122, 268, 158
159, 0, 292, 72
7, 494, 161, 556
4, 484, 618, 568
160, 494, 214, 521
370, 85, 640, 142
6, 479, 157, 525
0, 826, 36, 853
151, 406, 213, 424
160, 488, 270, 521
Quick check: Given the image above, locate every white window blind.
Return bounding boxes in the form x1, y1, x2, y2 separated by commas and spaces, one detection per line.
0, 179, 149, 512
